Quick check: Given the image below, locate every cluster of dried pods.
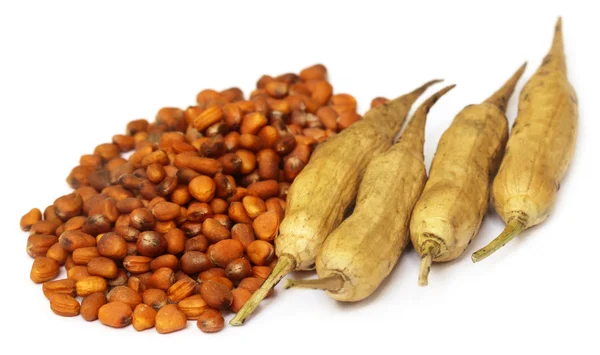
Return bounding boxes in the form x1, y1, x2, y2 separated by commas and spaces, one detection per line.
21, 63, 377, 333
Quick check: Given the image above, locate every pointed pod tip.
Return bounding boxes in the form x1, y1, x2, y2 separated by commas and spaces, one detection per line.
556, 16, 563, 30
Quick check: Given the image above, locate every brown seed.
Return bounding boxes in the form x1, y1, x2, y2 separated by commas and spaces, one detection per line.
30, 257, 59, 283
98, 301, 132, 328
247, 240, 275, 266
156, 176, 178, 197
150, 254, 179, 271
252, 266, 272, 280
193, 105, 223, 132
201, 218, 230, 244
27, 234, 58, 258
59, 230, 95, 252
197, 308, 224, 333
223, 103, 242, 129
115, 198, 144, 214
310, 80, 333, 106
210, 276, 234, 290
213, 214, 234, 230
278, 183, 290, 201
224, 131, 241, 152
148, 267, 175, 291
97, 232, 128, 260
76, 276, 108, 297
228, 201, 253, 224
180, 251, 212, 274
66, 165, 92, 189
155, 304, 187, 334
45, 242, 69, 265
239, 276, 266, 294
258, 125, 279, 148
337, 111, 360, 130
171, 140, 197, 154
252, 211, 280, 242
173, 152, 222, 176
112, 134, 136, 152
123, 255, 153, 274
209, 239, 244, 268
42, 279, 76, 299
54, 193, 83, 221
201, 134, 225, 158
80, 292, 107, 321
225, 258, 253, 282
184, 235, 208, 253
169, 185, 192, 206
242, 195, 267, 219
80, 154, 103, 168
139, 179, 158, 200
186, 202, 212, 223
188, 175, 216, 202
198, 268, 226, 282
235, 149, 256, 175
239, 133, 263, 152
128, 276, 147, 294
67, 265, 90, 282
265, 198, 285, 223
147, 196, 166, 210
30, 220, 60, 236
163, 228, 185, 255
151, 201, 180, 221
87, 256, 118, 278
218, 153, 242, 175
81, 214, 111, 236
240, 112, 268, 135
146, 163, 166, 184
213, 173, 236, 198
132, 303, 157, 331
114, 225, 140, 242
255, 149, 279, 180
230, 288, 252, 313
265, 80, 289, 99
167, 278, 197, 303
142, 289, 168, 310
284, 156, 306, 182
199, 280, 233, 309
231, 223, 256, 251
126, 119, 149, 135
118, 173, 143, 191
300, 63, 327, 81
20, 208, 42, 231
247, 180, 279, 200
210, 198, 228, 215
140, 150, 168, 168
93, 142, 120, 161
136, 231, 167, 257
178, 295, 208, 320
108, 268, 129, 287
64, 255, 76, 270
107, 286, 143, 308
129, 207, 155, 231
330, 93, 357, 114
181, 221, 203, 238
49, 294, 80, 317
274, 134, 297, 156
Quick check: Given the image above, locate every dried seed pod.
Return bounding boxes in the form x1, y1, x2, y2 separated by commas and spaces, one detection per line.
199, 280, 233, 309
246, 240, 275, 266
80, 292, 107, 321
148, 267, 175, 291
107, 286, 143, 308
98, 301, 133, 328
76, 276, 108, 297
27, 234, 58, 258
136, 231, 167, 257
96, 232, 128, 260
142, 289, 168, 310
155, 304, 187, 334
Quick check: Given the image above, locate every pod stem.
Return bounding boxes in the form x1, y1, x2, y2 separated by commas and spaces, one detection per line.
472, 219, 526, 263
284, 274, 345, 292
229, 253, 296, 326
418, 240, 440, 287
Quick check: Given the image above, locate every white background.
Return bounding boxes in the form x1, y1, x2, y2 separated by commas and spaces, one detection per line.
1, 1, 598, 354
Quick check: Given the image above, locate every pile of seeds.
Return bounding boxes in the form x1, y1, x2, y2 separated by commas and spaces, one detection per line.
21, 64, 377, 333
